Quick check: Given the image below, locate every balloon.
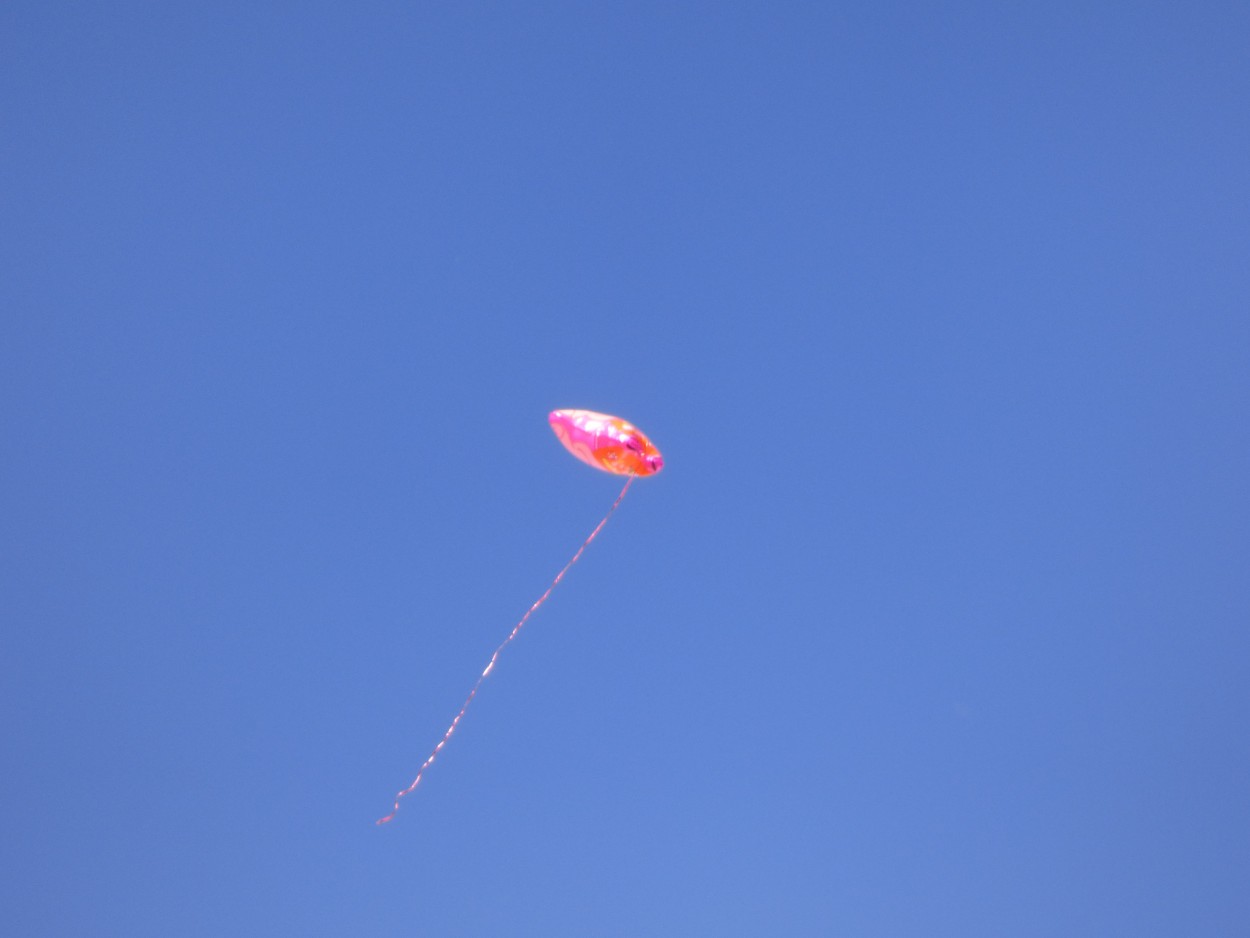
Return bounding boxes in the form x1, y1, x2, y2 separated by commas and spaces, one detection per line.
377, 410, 662, 825
548, 409, 664, 476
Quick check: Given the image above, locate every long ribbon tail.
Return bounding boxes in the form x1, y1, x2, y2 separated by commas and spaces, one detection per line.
377, 475, 635, 825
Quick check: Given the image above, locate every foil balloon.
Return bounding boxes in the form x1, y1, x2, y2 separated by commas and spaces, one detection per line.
548, 409, 664, 477
378, 410, 662, 824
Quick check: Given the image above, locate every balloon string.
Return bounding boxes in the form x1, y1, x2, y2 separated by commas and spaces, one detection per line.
377, 475, 635, 825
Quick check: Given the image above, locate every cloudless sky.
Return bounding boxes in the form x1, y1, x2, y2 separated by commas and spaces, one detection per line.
3, 2, 1248, 935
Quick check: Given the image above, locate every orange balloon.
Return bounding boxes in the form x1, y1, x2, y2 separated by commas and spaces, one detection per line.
548, 409, 663, 477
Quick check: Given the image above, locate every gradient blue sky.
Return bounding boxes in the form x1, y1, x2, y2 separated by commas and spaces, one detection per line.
3, 3, 1248, 935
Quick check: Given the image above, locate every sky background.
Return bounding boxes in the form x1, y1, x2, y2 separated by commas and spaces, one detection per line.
3, 2, 1248, 935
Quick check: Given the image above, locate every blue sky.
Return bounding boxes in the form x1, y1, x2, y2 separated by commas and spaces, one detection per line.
3, 2, 1248, 935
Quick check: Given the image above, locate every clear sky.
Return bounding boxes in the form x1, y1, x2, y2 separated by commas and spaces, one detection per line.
3, 3, 1248, 935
